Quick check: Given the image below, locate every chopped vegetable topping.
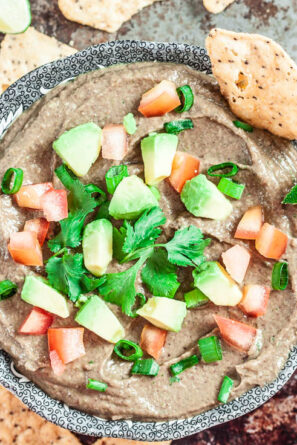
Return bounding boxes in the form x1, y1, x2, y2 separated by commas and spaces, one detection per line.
169, 151, 200, 193
174, 85, 194, 113
1, 168, 23, 195
198, 336, 222, 363
138, 80, 181, 117
221, 245, 251, 284
18, 307, 53, 335
234, 205, 263, 240
48, 327, 85, 364
207, 162, 238, 178
24, 218, 49, 247
131, 358, 159, 376
283, 183, 297, 204
105, 165, 129, 194
217, 177, 245, 200
0, 280, 17, 301
140, 324, 167, 360
102, 124, 128, 161
164, 119, 194, 134
123, 113, 137, 135
255, 223, 288, 260
85, 183, 106, 206
184, 288, 209, 309
114, 339, 143, 361
8, 231, 43, 267
271, 262, 288, 290
239, 284, 270, 317
14, 182, 53, 209
214, 314, 260, 353
218, 376, 234, 403
233, 120, 253, 132
86, 378, 108, 392
170, 355, 199, 376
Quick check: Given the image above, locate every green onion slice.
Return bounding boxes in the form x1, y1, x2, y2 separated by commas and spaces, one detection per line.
207, 162, 238, 178
86, 378, 108, 392
55, 164, 77, 190
114, 339, 143, 361
218, 375, 234, 403
105, 165, 129, 194
0, 280, 17, 301
233, 120, 253, 132
198, 336, 222, 363
131, 358, 159, 376
164, 119, 194, 134
282, 184, 297, 205
129, 293, 146, 318
1, 168, 23, 195
184, 288, 209, 309
85, 183, 106, 206
217, 177, 245, 200
123, 113, 137, 135
170, 354, 199, 376
271, 262, 289, 290
175, 85, 194, 113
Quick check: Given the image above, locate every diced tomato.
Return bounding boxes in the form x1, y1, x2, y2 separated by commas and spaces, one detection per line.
18, 307, 54, 335
138, 80, 181, 117
255, 223, 288, 260
8, 231, 43, 266
102, 124, 128, 161
221, 244, 251, 284
140, 324, 167, 360
24, 218, 50, 247
41, 189, 68, 222
49, 350, 65, 376
213, 314, 258, 353
240, 285, 270, 317
168, 151, 200, 193
234, 205, 263, 240
14, 183, 53, 210
48, 328, 85, 364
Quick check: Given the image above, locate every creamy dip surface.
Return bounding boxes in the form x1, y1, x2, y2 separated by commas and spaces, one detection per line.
0, 62, 296, 421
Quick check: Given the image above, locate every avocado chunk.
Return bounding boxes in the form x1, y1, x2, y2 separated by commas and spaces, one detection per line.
137, 296, 187, 332
75, 295, 125, 343
21, 276, 69, 318
109, 175, 158, 220
141, 133, 178, 185
193, 262, 242, 306
83, 219, 113, 276
181, 174, 233, 220
53, 122, 102, 177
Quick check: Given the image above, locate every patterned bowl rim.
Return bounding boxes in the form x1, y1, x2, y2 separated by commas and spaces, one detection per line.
0, 40, 296, 441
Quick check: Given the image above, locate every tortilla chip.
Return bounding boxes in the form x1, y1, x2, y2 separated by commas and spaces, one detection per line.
94, 439, 171, 445
58, 0, 162, 33
206, 28, 297, 140
0, 385, 81, 445
203, 0, 235, 13
0, 27, 76, 93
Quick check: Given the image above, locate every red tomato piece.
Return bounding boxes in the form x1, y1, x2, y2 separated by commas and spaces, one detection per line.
49, 350, 66, 376
8, 231, 43, 266
24, 217, 50, 247
240, 285, 270, 317
221, 244, 251, 284
102, 124, 128, 161
234, 205, 263, 240
255, 223, 288, 260
41, 189, 68, 222
140, 324, 167, 360
138, 80, 181, 117
213, 314, 258, 353
48, 328, 85, 364
14, 183, 53, 210
168, 151, 200, 193
18, 307, 54, 335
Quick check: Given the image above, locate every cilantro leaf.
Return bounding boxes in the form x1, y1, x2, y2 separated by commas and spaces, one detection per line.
283, 183, 297, 204
98, 251, 151, 316
48, 211, 86, 253
141, 249, 180, 298
163, 225, 211, 267
46, 253, 86, 302
68, 180, 98, 214
123, 206, 166, 255
113, 225, 127, 262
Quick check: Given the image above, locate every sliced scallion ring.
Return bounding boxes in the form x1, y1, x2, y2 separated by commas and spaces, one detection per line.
175, 85, 194, 113
1, 168, 23, 195
218, 375, 234, 403
0, 280, 17, 301
131, 358, 159, 376
170, 354, 199, 376
271, 261, 288, 290
184, 288, 209, 309
198, 336, 222, 363
85, 183, 106, 206
114, 339, 143, 361
207, 162, 238, 178
105, 165, 129, 194
86, 378, 108, 392
217, 177, 245, 200
55, 164, 77, 190
123, 113, 137, 135
233, 120, 253, 132
164, 119, 194, 134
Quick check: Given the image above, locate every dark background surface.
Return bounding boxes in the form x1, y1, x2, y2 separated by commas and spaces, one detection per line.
1, 0, 297, 443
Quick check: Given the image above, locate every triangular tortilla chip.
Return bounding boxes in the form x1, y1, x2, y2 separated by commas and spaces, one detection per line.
0, 27, 76, 93
206, 28, 297, 140
203, 0, 235, 14
58, 0, 162, 33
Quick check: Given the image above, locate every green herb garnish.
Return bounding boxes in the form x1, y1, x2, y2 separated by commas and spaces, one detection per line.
0, 280, 17, 300
283, 183, 297, 204
218, 376, 234, 403
233, 120, 253, 132
123, 113, 137, 135
1, 168, 23, 195
174, 85, 194, 113
271, 261, 289, 290
131, 358, 159, 376
170, 355, 199, 376
114, 339, 143, 361
86, 378, 108, 392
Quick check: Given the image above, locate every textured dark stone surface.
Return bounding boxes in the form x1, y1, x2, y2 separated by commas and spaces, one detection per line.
1, 0, 297, 443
